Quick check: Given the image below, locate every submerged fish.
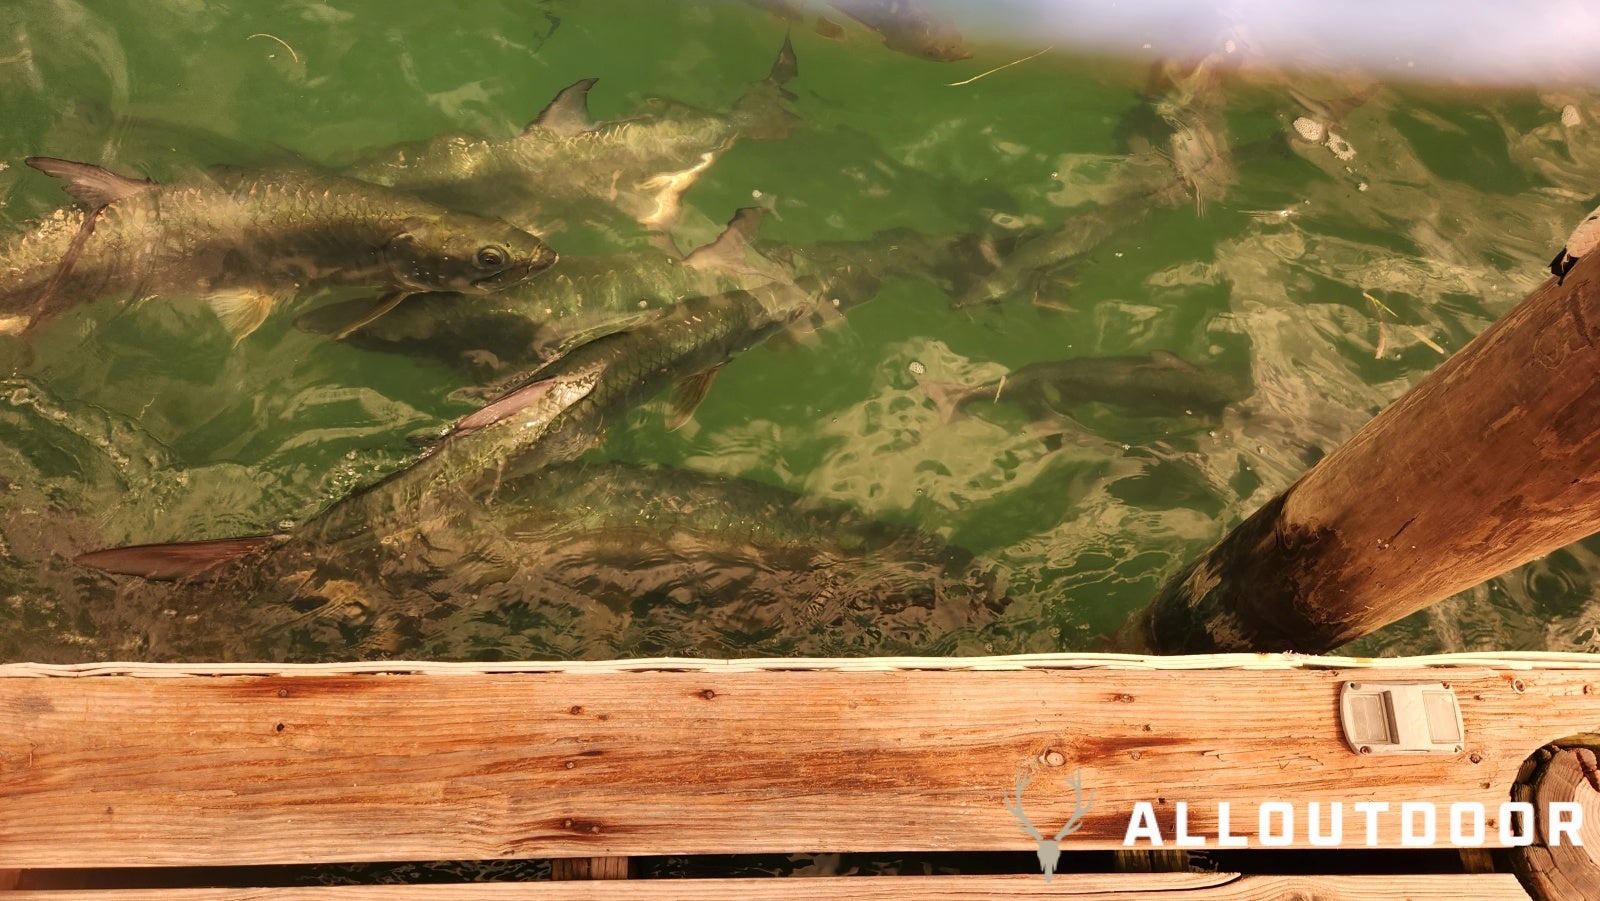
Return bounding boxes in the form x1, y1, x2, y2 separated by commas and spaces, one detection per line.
827, 0, 971, 61
81, 238, 892, 582
920, 351, 1251, 424
952, 154, 1194, 308
0, 158, 557, 342
346, 39, 798, 238
297, 206, 786, 368
1550, 200, 1600, 283
747, 0, 970, 61
438, 278, 851, 488
78, 460, 1010, 661
300, 211, 992, 378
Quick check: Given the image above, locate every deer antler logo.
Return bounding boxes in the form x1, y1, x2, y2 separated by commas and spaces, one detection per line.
1003, 763, 1094, 881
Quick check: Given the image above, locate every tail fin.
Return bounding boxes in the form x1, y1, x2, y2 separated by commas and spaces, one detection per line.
767, 33, 799, 89
76, 535, 283, 581
734, 34, 802, 140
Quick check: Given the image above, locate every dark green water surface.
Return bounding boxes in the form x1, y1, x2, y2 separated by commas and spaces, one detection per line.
3, 0, 1600, 661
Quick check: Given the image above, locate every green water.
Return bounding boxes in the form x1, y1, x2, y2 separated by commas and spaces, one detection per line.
2, 0, 1599, 661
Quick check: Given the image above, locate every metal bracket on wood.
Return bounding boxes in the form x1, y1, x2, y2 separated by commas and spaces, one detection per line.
1338, 681, 1464, 755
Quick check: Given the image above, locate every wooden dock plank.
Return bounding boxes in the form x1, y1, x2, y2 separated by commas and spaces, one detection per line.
1, 667, 1596, 866
0, 874, 1537, 900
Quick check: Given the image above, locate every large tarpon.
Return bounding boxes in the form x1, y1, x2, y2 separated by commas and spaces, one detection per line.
77, 460, 1011, 661
920, 351, 1253, 424
0, 157, 557, 342
296, 207, 786, 370
77, 223, 901, 583
747, 0, 971, 61
298, 209, 995, 378
346, 39, 799, 239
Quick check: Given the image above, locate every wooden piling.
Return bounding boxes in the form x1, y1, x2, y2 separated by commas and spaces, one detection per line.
1508, 741, 1600, 901
1120, 253, 1600, 654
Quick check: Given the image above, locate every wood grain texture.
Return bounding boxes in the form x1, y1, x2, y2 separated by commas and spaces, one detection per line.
1128, 251, 1600, 653
2, 667, 1597, 867
550, 857, 630, 880
0, 874, 1538, 900
1511, 746, 1600, 901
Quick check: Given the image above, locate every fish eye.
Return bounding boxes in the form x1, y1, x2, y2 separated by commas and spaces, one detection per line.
475, 246, 508, 268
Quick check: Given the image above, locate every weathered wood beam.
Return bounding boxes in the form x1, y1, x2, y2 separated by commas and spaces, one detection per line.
0, 873, 1543, 900
1, 663, 1596, 867
1121, 253, 1600, 654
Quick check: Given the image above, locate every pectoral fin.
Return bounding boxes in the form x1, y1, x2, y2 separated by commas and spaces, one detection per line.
207, 288, 280, 345
635, 152, 719, 231
293, 297, 373, 336
25, 204, 106, 337
76, 535, 284, 581
666, 366, 723, 430
332, 290, 412, 340
529, 77, 599, 137
451, 376, 564, 437
26, 156, 156, 207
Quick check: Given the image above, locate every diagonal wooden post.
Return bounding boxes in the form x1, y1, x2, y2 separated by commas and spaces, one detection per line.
1119, 251, 1600, 654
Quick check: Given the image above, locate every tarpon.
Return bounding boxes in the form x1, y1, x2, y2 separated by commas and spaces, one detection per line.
299, 211, 995, 378
952, 153, 1195, 308
296, 206, 787, 370
345, 39, 799, 239
77, 460, 1011, 661
920, 351, 1252, 424
0, 158, 557, 342
827, 0, 971, 61
77, 236, 893, 580
748, 0, 971, 61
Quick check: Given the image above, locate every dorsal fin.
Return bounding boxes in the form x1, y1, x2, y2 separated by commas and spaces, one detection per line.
684, 207, 766, 271
26, 157, 156, 207
76, 535, 283, 581
767, 33, 799, 86
528, 78, 599, 137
